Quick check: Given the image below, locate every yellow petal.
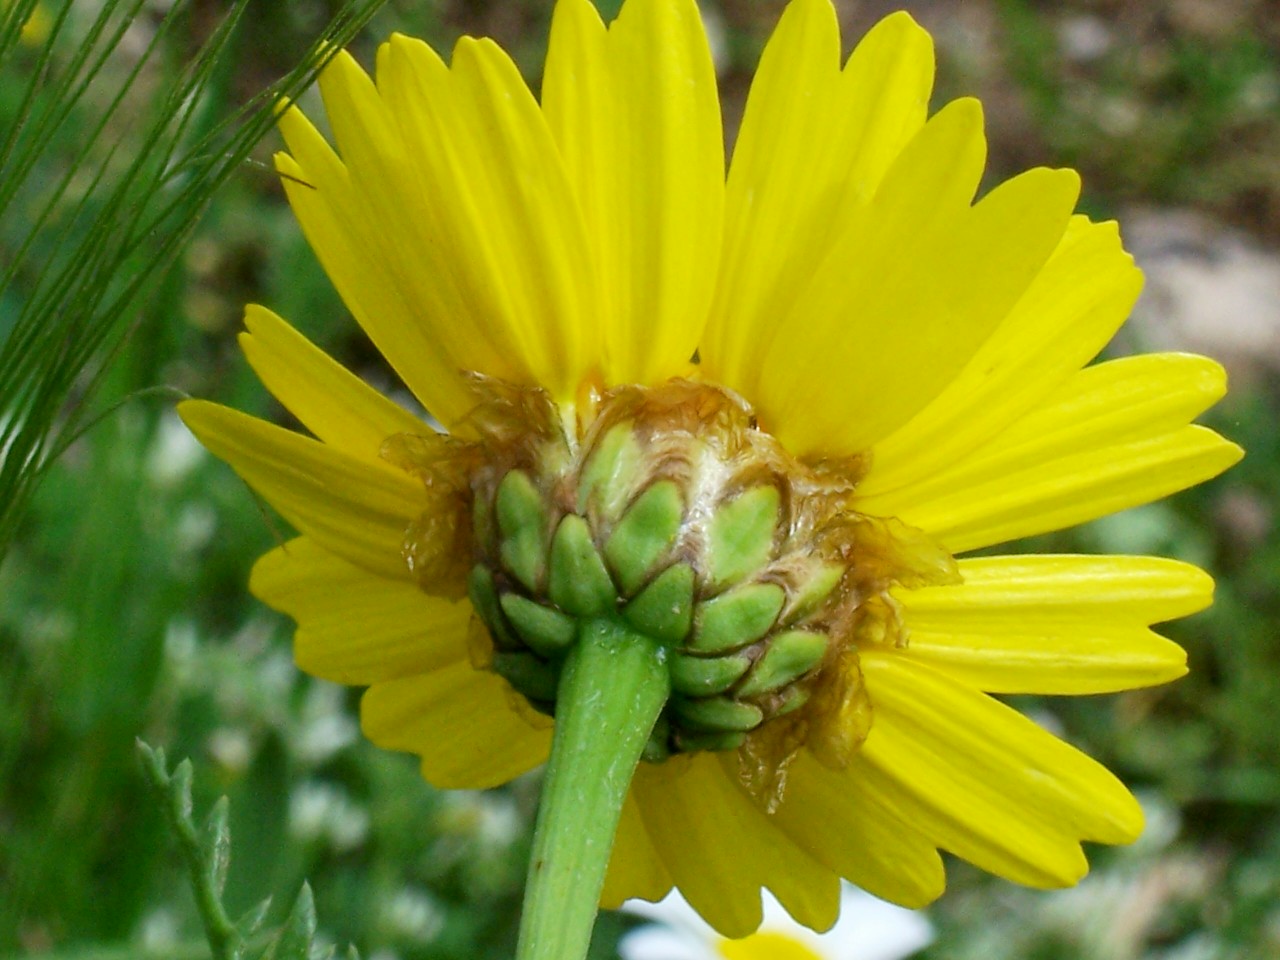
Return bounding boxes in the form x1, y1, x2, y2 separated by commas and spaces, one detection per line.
542, 0, 611, 276
861, 216, 1143, 496
361, 662, 552, 789
861, 355, 1242, 552
704, 6, 933, 383
333, 41, 508, 400
726, 99, 1079, 459
600, 792, 673, 909
897, 554, 1207, 693
546, 0, 723, 385
250, 537, 470, 685
285, 40, 599, 417
981, 353, 1226, 464
857, 650, 1143, 886
178, 400, 421, 580
238, 304, 431, 466
771, 750, 945, 908
851, 754, 1087, 889
939, 426, 1240, 553
828, 11, 936, 207
373, 37, 602, 398
701, 0, 843, 385
432, 36, 601, 395
867, 353, 1227, 503
632, 753, 839, 938
274, 110, 481, 428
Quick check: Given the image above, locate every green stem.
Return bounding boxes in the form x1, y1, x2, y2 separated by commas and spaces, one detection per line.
515, 617, 670, 960
137, 743, 240, 960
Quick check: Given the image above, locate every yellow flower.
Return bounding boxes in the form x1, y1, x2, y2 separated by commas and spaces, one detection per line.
180, 0, 1241, 939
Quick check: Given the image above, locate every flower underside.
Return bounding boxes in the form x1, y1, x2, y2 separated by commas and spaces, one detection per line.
390, 375, 959, 808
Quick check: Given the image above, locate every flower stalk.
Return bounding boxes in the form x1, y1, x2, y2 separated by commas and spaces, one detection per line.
515, 617, 670, 960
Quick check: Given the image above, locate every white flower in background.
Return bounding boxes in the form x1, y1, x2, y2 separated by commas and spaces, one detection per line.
381, 886, 446, 945
288, 781, 370, 852
620, 885, 933, 960
147, 410, 207, 486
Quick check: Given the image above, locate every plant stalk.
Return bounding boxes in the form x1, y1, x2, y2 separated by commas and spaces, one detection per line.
515, 617, 670, 960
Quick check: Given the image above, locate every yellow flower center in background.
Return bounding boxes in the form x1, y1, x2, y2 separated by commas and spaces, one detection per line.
717, 930, 824, 960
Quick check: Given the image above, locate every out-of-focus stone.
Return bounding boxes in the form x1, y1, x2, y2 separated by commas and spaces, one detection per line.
1121, 207, 1280, 384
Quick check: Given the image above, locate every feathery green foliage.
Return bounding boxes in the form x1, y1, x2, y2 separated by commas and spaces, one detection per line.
0, 0, 384, 561
138, 741, 359, 960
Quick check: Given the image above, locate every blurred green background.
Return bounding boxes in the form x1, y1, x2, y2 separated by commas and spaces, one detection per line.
1, 0, 1277, 958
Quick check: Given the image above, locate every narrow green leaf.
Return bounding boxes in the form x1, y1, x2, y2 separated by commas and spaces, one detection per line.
237, 897, 274, 939
268, 884, 317, 960
172, 759, 194, 822
204, 796, 232, 899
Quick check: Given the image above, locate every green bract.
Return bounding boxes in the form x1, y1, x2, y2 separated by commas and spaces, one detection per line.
386, 376, 957, 793
463, 382, 863, 761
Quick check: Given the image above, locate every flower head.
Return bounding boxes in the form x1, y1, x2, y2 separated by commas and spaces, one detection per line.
180, 0, 1241, 939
